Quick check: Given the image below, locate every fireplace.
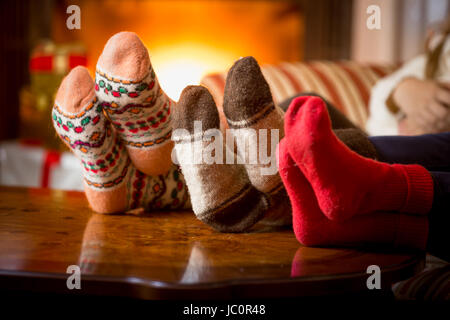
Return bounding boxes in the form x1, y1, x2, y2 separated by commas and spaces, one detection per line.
51, 0, 304, 100
0, 0, 355, 142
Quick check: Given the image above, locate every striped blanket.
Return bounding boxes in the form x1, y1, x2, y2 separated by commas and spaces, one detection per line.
201, 61, 394, 130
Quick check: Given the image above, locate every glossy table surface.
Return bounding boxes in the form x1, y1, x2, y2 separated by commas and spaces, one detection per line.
0, 186, 424, 299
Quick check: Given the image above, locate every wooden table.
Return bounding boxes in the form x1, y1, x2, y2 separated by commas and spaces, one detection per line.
0, 186, 424, 299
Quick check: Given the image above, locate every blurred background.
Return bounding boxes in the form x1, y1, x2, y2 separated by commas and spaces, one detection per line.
0, 0, 448, 190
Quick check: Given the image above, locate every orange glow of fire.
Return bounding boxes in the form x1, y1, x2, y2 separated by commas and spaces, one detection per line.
52, 1, 303, 102
149, 44, 235, 101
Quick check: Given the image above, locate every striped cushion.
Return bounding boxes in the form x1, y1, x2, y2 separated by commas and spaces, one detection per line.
200, 61, 395, 129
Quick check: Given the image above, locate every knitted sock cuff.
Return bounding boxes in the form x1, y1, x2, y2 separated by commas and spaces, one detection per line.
395, 214, 429, 251
376, 166, 410, 212
378, 164, 434, 215
399, 164, 434, 215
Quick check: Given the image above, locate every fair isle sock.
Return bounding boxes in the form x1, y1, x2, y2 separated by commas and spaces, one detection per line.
53, 67, 190, 214
52, 66, 131, 213
172, 85, 269, 232
95, 32, 174, 176
284, 96, 434, 222
223, 56, 291, 226
126, 164, 190, 211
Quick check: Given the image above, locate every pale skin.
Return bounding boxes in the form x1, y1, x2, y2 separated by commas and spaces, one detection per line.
393, 77, 450, 135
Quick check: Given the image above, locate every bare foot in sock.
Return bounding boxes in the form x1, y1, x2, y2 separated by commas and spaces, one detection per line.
278, 138, 428, 250
284, 96, 434, 222
223, 56, 291, 226
172, 85, 269, 232
53, 67, 190, 213
96, 32, 174, 176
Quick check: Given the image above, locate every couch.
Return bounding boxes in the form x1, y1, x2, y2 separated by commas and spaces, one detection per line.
201, 61, 450, 301
201, 60, 395, 130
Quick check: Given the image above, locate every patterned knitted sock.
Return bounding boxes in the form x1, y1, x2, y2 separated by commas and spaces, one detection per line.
53, 67, 190, 213
126, 164, 190, 211
52, 66, 131, 213
223, 56, 291, 226
284, 96, 434, 222
172, 85, 269, 232
95, 32, 173, 176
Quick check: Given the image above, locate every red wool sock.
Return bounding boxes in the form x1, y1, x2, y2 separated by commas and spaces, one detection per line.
284, 96, 434, 222
278, 138, 429, 250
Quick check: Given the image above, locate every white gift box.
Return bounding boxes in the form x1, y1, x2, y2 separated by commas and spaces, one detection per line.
0, 141, 83, 191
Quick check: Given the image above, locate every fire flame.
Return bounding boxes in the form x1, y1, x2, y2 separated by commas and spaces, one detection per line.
149, 43, 235, 101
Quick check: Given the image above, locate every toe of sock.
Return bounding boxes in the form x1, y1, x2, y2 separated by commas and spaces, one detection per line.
284, 96, 307, 137
97, 31, 150, 81
223, 56, 273, 121
173, 85, 220, 134
284, 95, 331, 142
55, 66, 95, 113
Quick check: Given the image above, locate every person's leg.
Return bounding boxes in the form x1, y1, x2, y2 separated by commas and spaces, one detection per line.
279, 93, 357, 130
284, 96, 434, 222
280, 93, 379, 160
427, 171, 450, 261
282, 93, 450, 171
278, 138, 428, 250
369, 133, 450, 172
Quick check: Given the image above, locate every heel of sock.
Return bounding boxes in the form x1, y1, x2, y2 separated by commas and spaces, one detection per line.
197, 183, 269, 233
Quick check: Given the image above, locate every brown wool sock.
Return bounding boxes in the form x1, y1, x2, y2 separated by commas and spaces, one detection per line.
223, 56, 292, 226
323, 101, 380, 160
172, 85, 269, 232
327, 104, 359, 130
334, 128, 380, 160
